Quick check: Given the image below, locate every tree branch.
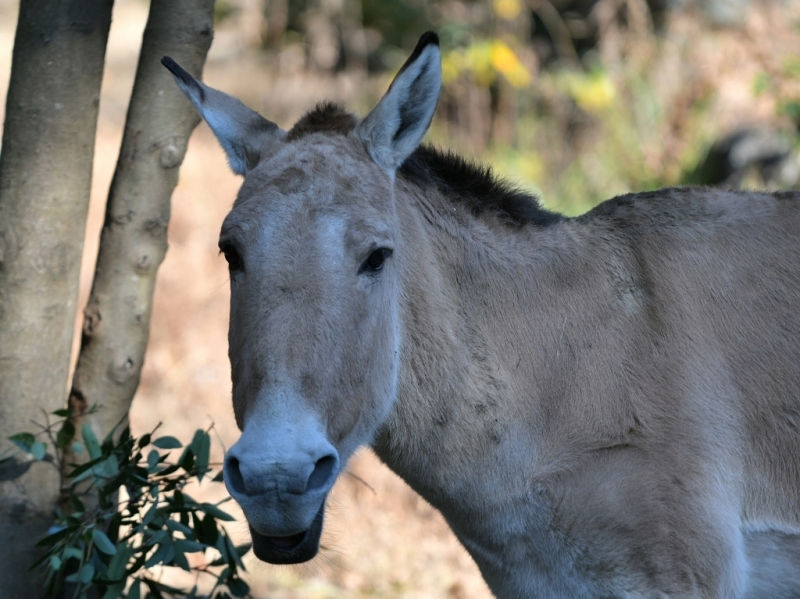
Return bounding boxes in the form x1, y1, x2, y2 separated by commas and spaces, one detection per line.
68, 0, 215, 444
0, 1, 113, 594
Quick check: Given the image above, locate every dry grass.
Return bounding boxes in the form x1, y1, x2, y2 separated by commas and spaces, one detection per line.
1, 0, 799, 596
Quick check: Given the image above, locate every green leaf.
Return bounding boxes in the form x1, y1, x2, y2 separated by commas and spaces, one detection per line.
36, 525, 75, 547
227, 577, 251, 598
128, 579, 141, 599
71, 440, 85, 455
179, 447, 195, 472
200, 502, 236, 522
165, 519, 193, 537
175, 539, 207, 553
82, 423, 102, 460
56, 419, 75, 449
152, 436, 182, 449
70, 493, 86, 515
195, 513, 219, 546
66, 454, 106, 480
29, 440, 47, 461
78, 562, 95, 583
171, 547, 191, 572
92, 528, 117, 555
215, 534, 230, 564
103, 454, 120, 478
145, 530, 169, 547
190, 430, 211, 480
147, 450, 160, 470
144, 542, 175, 568
106, 543, 132, 580
142, 503, 158, 527
225, 535, 245, 569
100, 581, 126, 599
49, 555, 62, 571
52, 408, 74, 418
137, 433, 151, 449
155, 463, 180, 477
64, 546, 84, 560
211, 470, 225, 483
234, 543, 252, 558
9, 432, 35, 452
106, 512, 122, 544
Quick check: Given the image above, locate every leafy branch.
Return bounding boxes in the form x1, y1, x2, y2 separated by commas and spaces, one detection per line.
1, 411, 251, 599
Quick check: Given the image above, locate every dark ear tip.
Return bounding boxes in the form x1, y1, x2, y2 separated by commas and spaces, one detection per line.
397, 31, 439, 74
161, 55, 181, 75
160, 56, 199, 91
418, 31, 439, 48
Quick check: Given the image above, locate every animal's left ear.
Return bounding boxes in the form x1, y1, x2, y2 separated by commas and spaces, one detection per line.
356, 32, 441, 173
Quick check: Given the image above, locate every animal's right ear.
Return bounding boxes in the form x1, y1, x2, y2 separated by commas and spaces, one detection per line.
162, 57, 285, 176
355, 32, 441, 174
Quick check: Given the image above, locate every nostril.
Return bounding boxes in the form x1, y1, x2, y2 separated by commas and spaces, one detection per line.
306, 454, 337, 493
224, 454, 246, 495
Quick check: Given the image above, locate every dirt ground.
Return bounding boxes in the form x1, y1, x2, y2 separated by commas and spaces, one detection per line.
0, 1, 491, 597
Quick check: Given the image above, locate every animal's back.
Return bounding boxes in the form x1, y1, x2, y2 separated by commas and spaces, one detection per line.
576, 187, 800, 597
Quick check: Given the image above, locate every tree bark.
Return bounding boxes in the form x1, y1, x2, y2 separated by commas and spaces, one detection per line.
68, 1, 215, 444
0, 0, 113, 594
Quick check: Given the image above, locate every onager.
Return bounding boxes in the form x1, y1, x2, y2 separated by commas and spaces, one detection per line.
163, 33, 800, 598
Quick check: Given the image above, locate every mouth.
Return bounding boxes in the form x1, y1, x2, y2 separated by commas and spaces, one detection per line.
250, 501, 325, 564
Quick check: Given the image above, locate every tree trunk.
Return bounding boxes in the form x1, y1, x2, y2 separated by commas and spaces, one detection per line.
68, 0, 215, 446
0, 0, 113, 595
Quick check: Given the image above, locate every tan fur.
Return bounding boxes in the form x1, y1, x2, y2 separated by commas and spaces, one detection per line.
223, 130, 800, 596
167, 40, 800, 597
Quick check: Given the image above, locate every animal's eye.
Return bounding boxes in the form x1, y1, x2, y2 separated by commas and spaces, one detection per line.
361, 248, 393, 274
220, 243, 243, 272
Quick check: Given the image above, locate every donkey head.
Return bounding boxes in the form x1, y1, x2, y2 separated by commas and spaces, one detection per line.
163, 33, 441, 563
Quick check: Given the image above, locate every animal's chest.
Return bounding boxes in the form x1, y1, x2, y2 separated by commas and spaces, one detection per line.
454, 520, 612, 599
441, 485, 661, 599
461, 531, 661, 599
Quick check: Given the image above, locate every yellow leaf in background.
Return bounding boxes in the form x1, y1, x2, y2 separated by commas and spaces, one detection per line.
465, 41, 496, 87
450, 39, 533, 89
564, 71, 616, 112
493, 0, 523, 20
442, 52, 462, 84
490, 40, 532, 88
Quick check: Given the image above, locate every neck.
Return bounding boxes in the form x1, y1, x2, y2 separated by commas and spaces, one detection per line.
374, 181, 578, 478
371, 183, 640, 591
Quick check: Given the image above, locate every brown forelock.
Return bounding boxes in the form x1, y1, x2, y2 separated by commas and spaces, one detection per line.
286, 101, 359, 141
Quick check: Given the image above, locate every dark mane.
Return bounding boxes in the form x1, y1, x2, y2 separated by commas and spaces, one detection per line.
287, 102, 561, 227
400, 146, 561, 227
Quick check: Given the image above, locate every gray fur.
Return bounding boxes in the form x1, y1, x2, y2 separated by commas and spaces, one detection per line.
168, 36, 800, 599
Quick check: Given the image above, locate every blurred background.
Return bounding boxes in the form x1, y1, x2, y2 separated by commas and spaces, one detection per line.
1, 0, 799, 596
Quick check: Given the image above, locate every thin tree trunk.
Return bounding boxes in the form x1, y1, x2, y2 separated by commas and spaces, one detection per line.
0, 0, 113, 594
68, 1, 215, 446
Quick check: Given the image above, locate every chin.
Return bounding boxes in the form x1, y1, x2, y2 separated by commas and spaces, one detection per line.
249, 502, 325, 565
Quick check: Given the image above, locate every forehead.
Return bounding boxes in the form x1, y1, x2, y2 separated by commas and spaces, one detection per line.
222, 133, 392, 235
